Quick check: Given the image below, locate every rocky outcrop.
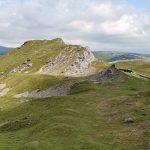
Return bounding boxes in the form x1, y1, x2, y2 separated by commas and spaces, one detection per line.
11, 58, 32, 73
124, 117, 134, 123
38, 46, 96, 77
64, 48, 95, 76
0, 84, 6, 90
14, 81, 74, 98
0, 88, 10, 97
90, 64, 126, 83
0, 84, 11, 97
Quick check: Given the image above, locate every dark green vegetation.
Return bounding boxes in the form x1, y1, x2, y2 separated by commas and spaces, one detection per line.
0, 78, 150, 150
93, 51, 150, 62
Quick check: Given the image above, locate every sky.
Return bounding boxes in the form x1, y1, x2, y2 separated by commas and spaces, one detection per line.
0, 0, 150, 53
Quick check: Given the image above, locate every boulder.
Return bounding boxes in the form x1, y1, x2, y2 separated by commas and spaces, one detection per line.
124, 118, 134, 123
90, 64, 126, 83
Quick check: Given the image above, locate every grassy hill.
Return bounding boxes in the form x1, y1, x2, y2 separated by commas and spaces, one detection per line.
115, 60, 150, 77
0, 38, 108, 96
0, 46, 11, 56
0, 38, 149, 150
0, 38, 66, 74
0, 78, 150, 150
0, 38, 108, 77
93, 51, 150, 62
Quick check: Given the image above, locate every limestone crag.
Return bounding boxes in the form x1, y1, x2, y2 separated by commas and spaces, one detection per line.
64, 48, 96, 76
0, 83, 11, 97
38, 46, 96, 77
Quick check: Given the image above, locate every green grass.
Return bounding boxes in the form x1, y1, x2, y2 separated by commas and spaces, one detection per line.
0, 39, 150, 150
91, 61, 110, 74
115, 60, 150, 76
0, 38, 101, 77
0, 38, 66, 74
0, 74, 67, 96
0, 77, 149, 150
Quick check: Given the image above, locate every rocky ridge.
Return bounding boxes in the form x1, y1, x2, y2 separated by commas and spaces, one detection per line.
0, 84, 11, 97
90, 64, 126, 83
38, 45, 96, 77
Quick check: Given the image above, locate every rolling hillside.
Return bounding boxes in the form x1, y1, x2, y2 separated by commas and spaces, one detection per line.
93, 51, 150, 62
115, 60, 150, 77
0, 38, 149, 150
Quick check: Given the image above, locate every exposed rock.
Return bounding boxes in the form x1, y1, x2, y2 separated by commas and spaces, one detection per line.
0, 83, 10, 97
0, 72, 4, 75
0, 84, 6, 90
64, 48, 95, 77
90, 64, 125, 83
11, 59, 32, 73
124, 118, 134, 123
0, 88, 11, 97
38, 46, 96, 77
14, 81, 74, 98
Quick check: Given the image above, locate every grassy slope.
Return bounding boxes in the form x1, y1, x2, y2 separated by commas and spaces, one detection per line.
0, 74, 67, 96
115, 60, 150, 76
0, 39, 66, 74
0, 38, 109, 97
91, 61, 110, 74
0, 39, 105, 76
0, 77, 150, 150
0, 40, 149, 150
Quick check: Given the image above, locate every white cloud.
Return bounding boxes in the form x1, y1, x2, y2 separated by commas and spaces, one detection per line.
0, 0, 150, 53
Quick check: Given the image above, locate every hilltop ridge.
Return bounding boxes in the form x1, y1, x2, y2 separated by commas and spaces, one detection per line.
0, 38, 108, 98
0, 38, 99, 77
0, 38, 150, 150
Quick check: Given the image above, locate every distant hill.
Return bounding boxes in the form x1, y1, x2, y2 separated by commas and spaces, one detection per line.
93, 51, 150, 62
0, 46, 11, 55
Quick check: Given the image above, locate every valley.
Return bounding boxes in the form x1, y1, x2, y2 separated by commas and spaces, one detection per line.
93, 51, 150, 62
